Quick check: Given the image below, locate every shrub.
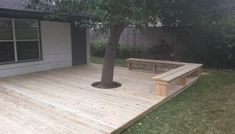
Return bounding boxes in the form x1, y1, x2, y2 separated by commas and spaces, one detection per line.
132, 46, 145, 58
91, 41, 146, 59
148, 40, 173, 60
90, 40, 106, 57
117, 45, 146, 59
117, 45, 133, 59
182, 34, 235, 68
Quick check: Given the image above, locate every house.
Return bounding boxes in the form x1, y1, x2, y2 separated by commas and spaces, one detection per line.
0, 0, 89, 78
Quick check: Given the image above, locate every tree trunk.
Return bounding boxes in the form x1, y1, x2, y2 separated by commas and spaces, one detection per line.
100, 24, 125, 88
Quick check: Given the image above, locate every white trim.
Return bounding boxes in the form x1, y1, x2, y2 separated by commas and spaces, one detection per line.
16, 39, 39, 42
12, 19, 18, 62
0, 40, 14, 42
86, 29, 90, 63
37, 21, 42, 60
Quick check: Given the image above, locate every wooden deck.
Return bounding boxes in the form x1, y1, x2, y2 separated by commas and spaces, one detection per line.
0, 64, 191, 134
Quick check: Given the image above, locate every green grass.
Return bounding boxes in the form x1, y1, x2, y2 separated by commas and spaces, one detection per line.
91, 56, 235, 134
91, 56, 127, 67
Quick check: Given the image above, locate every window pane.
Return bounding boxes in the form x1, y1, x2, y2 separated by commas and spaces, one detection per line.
0, 18, 13, 40
15, 19, 39, 40
17, 41, 40, 61
0, 42, 15, 62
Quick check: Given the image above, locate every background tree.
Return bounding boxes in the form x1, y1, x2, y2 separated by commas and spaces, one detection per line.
27, 0, 235, 88
157, 0, 235, 68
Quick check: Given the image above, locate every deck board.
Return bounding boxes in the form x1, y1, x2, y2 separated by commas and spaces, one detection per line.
0, 64, 190, 134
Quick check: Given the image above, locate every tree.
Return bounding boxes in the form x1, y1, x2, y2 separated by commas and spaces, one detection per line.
27, 0, 234, 88
27, 0, 161, 88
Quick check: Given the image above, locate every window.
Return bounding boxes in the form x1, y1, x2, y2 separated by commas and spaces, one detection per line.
0, 42, 15, 62
0, 17, 41, 64
17, 41, 40, 61
0, 18, 15, 63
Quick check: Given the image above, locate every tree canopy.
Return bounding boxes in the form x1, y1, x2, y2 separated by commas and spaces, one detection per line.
27, 0, 235, 29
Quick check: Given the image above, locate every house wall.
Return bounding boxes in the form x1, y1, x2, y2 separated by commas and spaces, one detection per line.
0, 21, 72, 78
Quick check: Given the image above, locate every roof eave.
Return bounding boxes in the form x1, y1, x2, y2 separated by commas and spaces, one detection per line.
0, 8, 91, 22
0, 8, 44, 19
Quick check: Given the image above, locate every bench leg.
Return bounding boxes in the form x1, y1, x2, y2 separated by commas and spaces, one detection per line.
189, 68, 201, 78
196, 68, 201, 76
156, 82, 168, 96
176, 77, 186, 85
153, 65, 158, 73
128, 62, 133, 70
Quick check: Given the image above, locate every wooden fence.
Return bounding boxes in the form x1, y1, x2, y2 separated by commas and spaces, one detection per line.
87, 27, 206, 59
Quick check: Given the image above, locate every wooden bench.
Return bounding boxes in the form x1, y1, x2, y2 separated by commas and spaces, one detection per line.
126, 58, 202, 97
153, 63, 202, 96
126, 58, 185, 72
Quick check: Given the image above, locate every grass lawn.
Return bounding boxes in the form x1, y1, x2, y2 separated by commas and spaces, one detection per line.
91, 56, 127, 67
91, 56, 235, 134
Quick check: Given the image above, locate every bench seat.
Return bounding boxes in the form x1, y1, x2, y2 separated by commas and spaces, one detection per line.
126, 58, 203, 97
153, 64, 202, 82
127, 58, 186, 66
126, 58, 184, 72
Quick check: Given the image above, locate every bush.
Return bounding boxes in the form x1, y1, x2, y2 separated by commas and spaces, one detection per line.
117, 45, 133, 59
117, 45, 146, 59
91, 41, 145, 59
182, 34, 235, 68
148, 40, 173, 60
90, 40, 106, 57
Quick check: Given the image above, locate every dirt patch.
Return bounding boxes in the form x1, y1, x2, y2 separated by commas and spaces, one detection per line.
91, 81, 122, 89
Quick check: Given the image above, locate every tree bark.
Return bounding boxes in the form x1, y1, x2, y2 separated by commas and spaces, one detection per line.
100, 24, 125, 88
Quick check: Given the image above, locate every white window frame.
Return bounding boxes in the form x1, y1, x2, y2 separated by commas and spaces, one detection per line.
0, 17, 42, 64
